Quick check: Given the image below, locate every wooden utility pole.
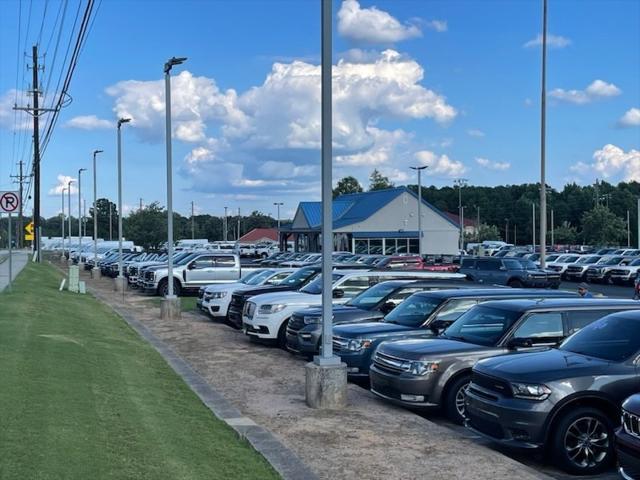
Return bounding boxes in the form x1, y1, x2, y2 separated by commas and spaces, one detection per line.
10, 160, 27, 248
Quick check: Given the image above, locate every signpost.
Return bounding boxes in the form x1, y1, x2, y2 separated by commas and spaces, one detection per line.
0, 191, 20, 292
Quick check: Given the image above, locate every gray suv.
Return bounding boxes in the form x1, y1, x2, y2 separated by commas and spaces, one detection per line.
369, 298, 640, 425
459, 257, 561, 288
465, 310, 640, 476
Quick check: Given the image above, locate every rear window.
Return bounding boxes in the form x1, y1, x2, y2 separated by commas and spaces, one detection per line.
443, 305, 522, 346
560, 314, 640, 361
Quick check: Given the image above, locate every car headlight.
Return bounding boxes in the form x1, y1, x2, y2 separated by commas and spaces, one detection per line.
346, 339, 372, 351
408, 361, 439, 376
203, 293, 213, 300
210, 291, 227, 299
259, 304, 287, 315
303, 315, 321, 325
510, 382, 551, 400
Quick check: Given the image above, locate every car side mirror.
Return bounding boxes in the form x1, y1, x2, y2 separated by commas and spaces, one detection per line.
508, 337, 533, 349
333, 289, 345, 299
380, 301, 396, 314
499, 266, 507, 271
188, 262, 196, 270
429, 319, 450, 334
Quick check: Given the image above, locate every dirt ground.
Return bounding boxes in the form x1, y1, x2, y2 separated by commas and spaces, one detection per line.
77, 265, 550, 480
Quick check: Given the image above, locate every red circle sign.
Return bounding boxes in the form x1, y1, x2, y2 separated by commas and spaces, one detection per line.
0, 192, 19, 213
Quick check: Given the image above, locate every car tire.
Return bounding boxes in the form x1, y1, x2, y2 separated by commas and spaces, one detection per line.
261, 253, 268, 259
277, 320, 289, 349
158, 278, 181, 297
550, 406, 615, 476
443, 374, 472, 425
508, 279, 524, 288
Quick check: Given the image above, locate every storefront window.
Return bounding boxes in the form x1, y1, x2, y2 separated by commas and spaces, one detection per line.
409, 238, 419, 254
355, 239, 368, 254
369, 239, 382, 254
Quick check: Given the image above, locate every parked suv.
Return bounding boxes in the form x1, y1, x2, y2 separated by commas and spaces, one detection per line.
369, 299, 640, 425
609, 257, 640, 285
459, 257, 560, 288
465, 310, 640, 475
286, 279, 482, 355
585, 256, 633, 283
617, 394, 640, 480
563, 255, 603, 281
332, 289, 576, 379
142, 252, 242, 296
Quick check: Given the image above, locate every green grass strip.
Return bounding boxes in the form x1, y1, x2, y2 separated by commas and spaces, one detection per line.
0, 262, 279, 480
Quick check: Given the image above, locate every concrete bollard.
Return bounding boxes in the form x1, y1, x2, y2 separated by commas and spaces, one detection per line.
305, 361, 348, 409
160, 296, 181, 320
114, 276, 127, 293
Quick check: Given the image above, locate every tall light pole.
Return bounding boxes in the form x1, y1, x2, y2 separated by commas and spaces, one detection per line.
532, 202, 536, 251
191, 201, 195, 239
61, 187, 67, 260
454, 178, 468, 251
115, 117, 131, 292
539, 0, 548, 267
274, 202, 283, 249
162, 56, 187, 314
237, 207, 241, 240
109, 202, 113, 241
505, 218, 510, 243
223, 206, 228, 242
92, 149, 103, 275
410, 166, 428, 256
550, 209, 554, 248
67, 180, 74, 252
627, 210, 631, 247
78, 167, 87, 264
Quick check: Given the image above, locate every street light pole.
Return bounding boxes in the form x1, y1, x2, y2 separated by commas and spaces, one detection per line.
67, 181, 74, 254
191, 201, 195, 239
454, 178, 468, 251
115, 117, 131, 292
410, 166, 428, 256
162, 56, 187, 316
274, 202, 283, 249
78, 167, 87, 265
92, 150, 103, 276
539, 0, 548, 267
223, 206, 228, 242
532, 202, 536, 251
61, 187, 67, 260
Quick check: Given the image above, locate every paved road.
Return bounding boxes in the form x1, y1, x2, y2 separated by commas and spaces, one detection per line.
0, 250, 29, 292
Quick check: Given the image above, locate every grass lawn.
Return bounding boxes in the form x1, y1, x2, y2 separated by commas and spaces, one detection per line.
0, 262, 279, 480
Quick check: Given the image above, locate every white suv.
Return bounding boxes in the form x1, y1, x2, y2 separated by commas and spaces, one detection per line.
198, 268, 294, 318
242, 270, 464, 346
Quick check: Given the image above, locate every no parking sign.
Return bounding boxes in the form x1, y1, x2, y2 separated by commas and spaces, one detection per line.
0, 191, 20, 213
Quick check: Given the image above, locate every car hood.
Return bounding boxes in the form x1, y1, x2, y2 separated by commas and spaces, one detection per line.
333, 322, 419, 338
378, 338, 484, 361
250, 291, 320, 307
474, 348, 611, 383
205, 282, 244, 293
235, 284, 297, 297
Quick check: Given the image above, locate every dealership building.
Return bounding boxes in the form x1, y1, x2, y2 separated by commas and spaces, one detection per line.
280, 187, 461, 255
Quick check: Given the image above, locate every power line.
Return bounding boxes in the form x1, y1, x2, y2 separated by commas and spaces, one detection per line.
36, 0, 49, 46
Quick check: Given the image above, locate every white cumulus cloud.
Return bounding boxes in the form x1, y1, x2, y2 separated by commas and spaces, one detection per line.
467, 129, 485, 137
592, 144, 640, 181
550, 79, 622, 105
0, 89, 32, 130
337, 0, 421, 44
49, 174, 78, 195
475, 157, 510, 171
415, 150, 467, 177
618, 107, 640, 128
65, 115, 114, 130
524, 33, 572, 48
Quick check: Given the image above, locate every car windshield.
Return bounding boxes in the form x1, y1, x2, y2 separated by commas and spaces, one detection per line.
443, 305, 522, 347
241, 270, 270, 285
603, 256, 624, 266
299, 273, 344, 294
545, 254, 560, 262
560, 314, 640, 361
383, 294, 443, 327
518, 260, 538, 270
175, 253, 200, 266
278, 268, 318, 287
346, 282, 402, 310
630, 258, 640, 266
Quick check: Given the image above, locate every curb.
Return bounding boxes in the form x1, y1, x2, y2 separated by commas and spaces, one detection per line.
87, 284, 319, 480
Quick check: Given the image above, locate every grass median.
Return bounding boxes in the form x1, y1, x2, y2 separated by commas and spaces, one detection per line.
0, 262, 279, 480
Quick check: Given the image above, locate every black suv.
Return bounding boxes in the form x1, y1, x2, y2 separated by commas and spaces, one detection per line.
617, 394, 640, 480
285, 279, 480, 355
369, 299, 640, 425
465, 310, 640, 475
459, 257, 561, 288
332, 288, 576, 380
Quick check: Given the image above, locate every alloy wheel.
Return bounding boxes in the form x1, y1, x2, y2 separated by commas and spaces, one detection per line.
563, 416, 609, 469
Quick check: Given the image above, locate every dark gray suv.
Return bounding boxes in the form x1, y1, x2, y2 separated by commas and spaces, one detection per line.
369, 299, 640, 425
459, 257, 561, 288
465, 310, 640, 475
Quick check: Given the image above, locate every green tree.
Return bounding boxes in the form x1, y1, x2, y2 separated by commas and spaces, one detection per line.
580, 206, 626, 246
333, 176, 363, 198
122, 202, 167, 250
552, 221, 578, 245
465, 224, 502, 243
369, 169, 394, 191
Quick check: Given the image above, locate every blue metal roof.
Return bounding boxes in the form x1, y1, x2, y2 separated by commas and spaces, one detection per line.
300, 200, 354, 228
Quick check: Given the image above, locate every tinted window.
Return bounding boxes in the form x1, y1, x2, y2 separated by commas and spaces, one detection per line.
347, 282, 401, 309
560, 314, 640, 361
434, 299, 478, 322
512, 313, 564, 341
443, 306, 522, 346
477, 260, 499, 271
340, 276, 374, 297
461, 259, 476, 269
566, 310, 614, 334
244, 270, 272, 285
383, 295, 443, 327
300, 273, 343, 294
503, 259, 523, 270
215, 256, 236, 267
279, 268, 318, 287
264, 271, 292, 285
192, 256, 215, 269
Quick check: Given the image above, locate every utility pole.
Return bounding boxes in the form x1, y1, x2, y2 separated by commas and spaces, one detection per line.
109, 203, 113, 241
410, 166, 428, 256
237, 207, 241, 241
223, 206, 228, 242
454, 178, 468, 251
139, 198, 143, 211
61, 187, 67, 258
550, 209, 554, 247
539, 0, 548, 267
476, 206, 480, 242
10, 160, 27, 248
505, 218, 509, 243
67, 181, 74, 247
532, 203, 536, 251
191, 201, 195, 239
514, 224, 517, 246
78, 168, 86, 263
627, 210, 631, 247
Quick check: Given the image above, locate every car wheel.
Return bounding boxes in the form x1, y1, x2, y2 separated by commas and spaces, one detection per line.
508, 279, 524, 288
261, 253, 268, 259
277, 320, 289, 349
444, 374, 471, 425
158, 279, 168, 296
551, 407, 614, 475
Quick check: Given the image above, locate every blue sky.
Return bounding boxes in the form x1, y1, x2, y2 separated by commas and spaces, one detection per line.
1, 0, 638, 219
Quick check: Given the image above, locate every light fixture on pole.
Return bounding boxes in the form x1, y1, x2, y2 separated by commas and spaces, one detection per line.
273, 202, 283, 249
115, 117, 130, 293
61, 187, 67, 261
92, 149, 103, 277
161, 56, 187, 318
539, 0, 548, 267
410, 166, 428, 256
78, 168, 87, 265
454, 178, 468, 251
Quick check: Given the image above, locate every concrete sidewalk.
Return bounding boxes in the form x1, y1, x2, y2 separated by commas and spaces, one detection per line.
80, 267, 550, 480
0, 250, 29, 292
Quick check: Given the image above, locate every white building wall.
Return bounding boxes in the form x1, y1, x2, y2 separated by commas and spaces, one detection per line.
335, 191, 459, 254
291, 208, 310, 229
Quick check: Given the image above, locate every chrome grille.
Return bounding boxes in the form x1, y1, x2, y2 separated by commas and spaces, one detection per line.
332, 336, 349, 353
244, 302, 256, 320
373, 351, 411, 374
623, 409, 640, 439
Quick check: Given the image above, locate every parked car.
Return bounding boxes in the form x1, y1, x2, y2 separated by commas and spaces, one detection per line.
609, 257, 640, 285
197, 268, 294, 318
617, 394, 640, 480
369, 298, 640, 425
458, 257, 561, 288
545, 254, 583, 277
585, 256, 633, 283
465, 310, 640, 475
142, 252, 243, 296
564, 255, 604, 281
286, 279, 484, 356
243, 270, 464, 347
332, 288, 577, 380
375, 256, 426, 270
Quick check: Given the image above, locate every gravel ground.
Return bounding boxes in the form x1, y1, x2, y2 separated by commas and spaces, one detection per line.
75, 267, 552, 480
